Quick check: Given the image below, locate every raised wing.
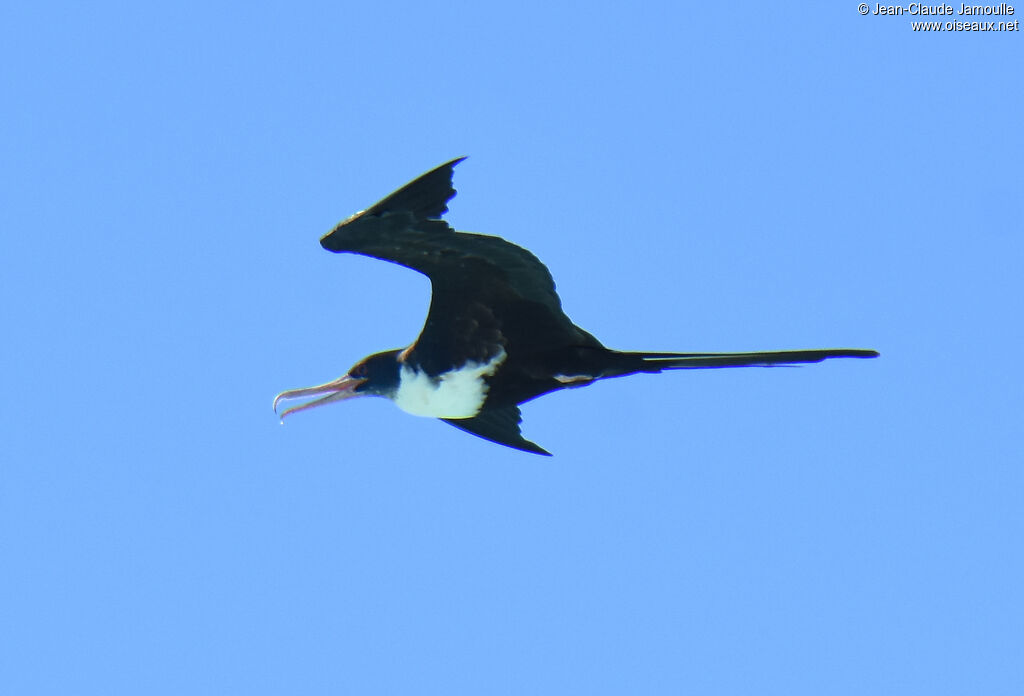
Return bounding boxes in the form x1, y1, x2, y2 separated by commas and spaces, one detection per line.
320, 158, 561, 311
319, 159, 596, 375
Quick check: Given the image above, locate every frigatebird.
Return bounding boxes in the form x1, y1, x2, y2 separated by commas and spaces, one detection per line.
274, 158, 878, 455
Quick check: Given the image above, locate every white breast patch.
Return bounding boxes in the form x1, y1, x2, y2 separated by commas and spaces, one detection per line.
393, 349, 507, 419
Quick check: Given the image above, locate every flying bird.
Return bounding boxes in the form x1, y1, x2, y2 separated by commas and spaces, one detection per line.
274, 158, 878, 455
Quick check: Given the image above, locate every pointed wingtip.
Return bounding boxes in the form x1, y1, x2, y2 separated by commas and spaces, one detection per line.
322, 158, 470, 254
520, 436, 552, 456
515, 438, 553, 456
516, 438, 553, 456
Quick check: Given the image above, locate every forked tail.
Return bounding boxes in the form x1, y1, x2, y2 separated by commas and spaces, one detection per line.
619, 348, 879, 372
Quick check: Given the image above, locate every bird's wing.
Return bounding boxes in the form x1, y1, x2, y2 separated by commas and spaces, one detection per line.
320, 158, 593, 375
320, 158, 561, 311
442, 406, 551, 456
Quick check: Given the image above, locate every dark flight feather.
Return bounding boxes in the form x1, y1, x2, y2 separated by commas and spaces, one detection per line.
443, 406, 551, 456
319, 158, 564, 317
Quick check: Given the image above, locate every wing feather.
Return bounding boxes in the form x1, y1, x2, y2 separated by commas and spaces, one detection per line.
317, 159, 593, 374
318, 158, 563, 314
443, 406, 551, 456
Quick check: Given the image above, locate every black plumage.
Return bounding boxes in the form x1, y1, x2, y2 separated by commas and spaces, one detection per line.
275, 158, 878, 455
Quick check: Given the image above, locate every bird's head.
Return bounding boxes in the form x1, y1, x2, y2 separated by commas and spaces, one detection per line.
273, 349, 401, 421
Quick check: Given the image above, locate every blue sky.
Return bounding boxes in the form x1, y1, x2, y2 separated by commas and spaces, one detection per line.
2, 3, 1021, 694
